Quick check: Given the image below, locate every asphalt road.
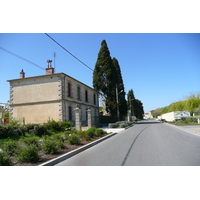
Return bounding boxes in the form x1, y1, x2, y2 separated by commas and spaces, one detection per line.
55, 120, 200, 166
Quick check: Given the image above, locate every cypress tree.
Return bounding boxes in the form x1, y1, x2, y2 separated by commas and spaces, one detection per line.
127, 89, 144, 119
93, 40, 128, 119
93, 40, 117, 116
127, 89, 136, 115
93, 40, 113, 97
112, 57, 127, 119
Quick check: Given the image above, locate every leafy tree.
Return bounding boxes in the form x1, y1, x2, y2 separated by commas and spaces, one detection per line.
156, 92, 200, 115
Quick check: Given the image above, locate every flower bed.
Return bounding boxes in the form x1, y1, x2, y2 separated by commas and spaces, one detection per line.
0, 121, 107, 166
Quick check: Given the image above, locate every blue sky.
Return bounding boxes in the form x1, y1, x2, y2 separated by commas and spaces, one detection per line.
0, 33, 200, 113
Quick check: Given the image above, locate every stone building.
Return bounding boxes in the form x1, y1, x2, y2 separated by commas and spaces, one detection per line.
7, 64, 99, 126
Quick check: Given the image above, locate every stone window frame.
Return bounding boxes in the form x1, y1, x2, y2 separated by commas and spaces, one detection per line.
85, 89, 88, 103
68, 105, 72, 121
77, 85, 81, 101
93, 93, 96, 105
67, 81, 73, 98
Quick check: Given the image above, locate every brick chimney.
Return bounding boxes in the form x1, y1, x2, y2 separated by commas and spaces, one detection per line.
20, 69, 25, 78
46, 60, 54, 75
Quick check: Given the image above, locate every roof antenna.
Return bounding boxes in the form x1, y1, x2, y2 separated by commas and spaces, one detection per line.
53, 52, 56, 72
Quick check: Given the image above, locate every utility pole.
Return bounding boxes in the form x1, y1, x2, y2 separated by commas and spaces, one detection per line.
116, 84, 123, 121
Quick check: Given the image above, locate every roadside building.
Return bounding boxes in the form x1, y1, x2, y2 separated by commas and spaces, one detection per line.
7, 63, 99, 126
161, 111, 190, 122
144, 112, 153, 119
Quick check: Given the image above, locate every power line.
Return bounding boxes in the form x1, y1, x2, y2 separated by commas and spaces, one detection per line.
45, 33, 94, 71
0, 47, 45, 70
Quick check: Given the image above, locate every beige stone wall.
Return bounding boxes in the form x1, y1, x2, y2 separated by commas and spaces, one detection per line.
12, 102, 60, 124
8, 73, 99, 125
64, 76, 98, 107
11, 76, 60, 104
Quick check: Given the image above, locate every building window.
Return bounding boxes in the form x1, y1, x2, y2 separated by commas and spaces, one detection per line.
68, 82, 72, 97
68, 106, 72, 121
93, 93, 96, 105
77, 86, 81, 100
85, 90, 88, 102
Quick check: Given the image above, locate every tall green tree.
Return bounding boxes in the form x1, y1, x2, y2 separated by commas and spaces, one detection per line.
93, 40, 114, 99
93, 40, 127, 118
127, 89, 135, 116
134, 99, 144, 119
93, 40, 116, 116
112, 58, 127, 119
127, 89, 144, 119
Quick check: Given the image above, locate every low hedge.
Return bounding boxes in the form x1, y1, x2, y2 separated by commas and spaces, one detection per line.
0, 120, 72, 139
108, 121, 133, 129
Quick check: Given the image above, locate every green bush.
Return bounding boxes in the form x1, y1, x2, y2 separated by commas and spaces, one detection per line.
68, 134, 80, 145
86, 127, 96, 138
8, 118, 21, 127
41, 138, 59, 154
2, 141, 19, 156
119, 123, 127, 128
108, 123, 118, 128
94, 128, 105, 137
0, 125, 15, 139
17, 145, 40, 163
50, 134, 66, 149
0, 151, 13, 166
44, 120, 71, 132
77, 131, 91, 141
182, 117, 198, 123
21, 136, 41, 148
18, 124, 36, 136
34, 124, 47, 136
59, 121, 71, 129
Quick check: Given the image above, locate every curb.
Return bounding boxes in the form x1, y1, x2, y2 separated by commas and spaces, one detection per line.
164, 122, 200, 137
38, 132, 119, 166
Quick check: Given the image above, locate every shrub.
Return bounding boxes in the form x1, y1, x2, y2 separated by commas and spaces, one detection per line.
17, 145, 40, 163
22, 136, 41, 148
0, 126, 15, 139
2, 141, 19, 156
68, 134, 80, 145
86, 127, 96, 138
119, 123, 127, 128
59, 121, 71, 129
44, 120, 71, 132
41, 138, 59, 154
0, 151, 13, 166
34, 124, 47, 136
50, 134, 66, 149
94, 128, 105, 137
108, 123, 118, 128
8, 118, 21, 127
182, 117, 198, 123
77, 131, 91, 141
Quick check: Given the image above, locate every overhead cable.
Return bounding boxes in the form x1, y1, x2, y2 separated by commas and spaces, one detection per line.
45, 33, 94, 71
0, 47, 45, 70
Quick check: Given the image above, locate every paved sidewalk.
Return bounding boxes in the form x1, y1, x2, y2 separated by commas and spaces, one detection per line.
180, 125, 200, 136
165, 123, 200, 136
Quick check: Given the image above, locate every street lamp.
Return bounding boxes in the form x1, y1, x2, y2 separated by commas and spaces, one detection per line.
116, 84, 123, 121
